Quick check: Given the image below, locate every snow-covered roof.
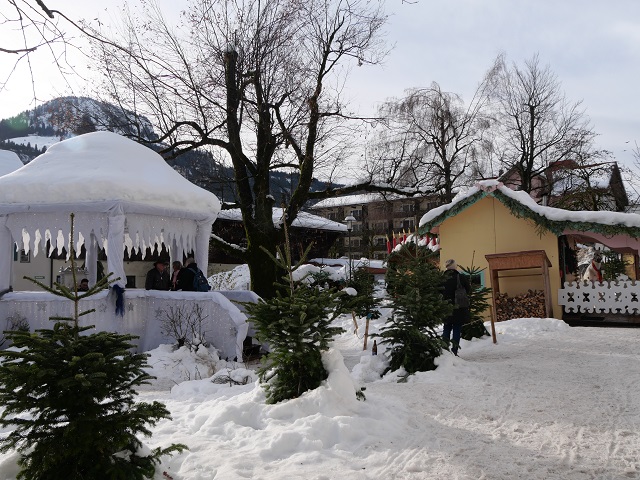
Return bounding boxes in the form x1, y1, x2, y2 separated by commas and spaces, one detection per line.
310, 193, 401, 209
419, 180, 640, 236
218, 208, 347, 232
0, 131, 220, 220
0, 150, 24, 177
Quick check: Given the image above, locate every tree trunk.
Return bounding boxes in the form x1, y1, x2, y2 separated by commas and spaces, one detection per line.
244, 210, 283, 299
246, 245, 279, 299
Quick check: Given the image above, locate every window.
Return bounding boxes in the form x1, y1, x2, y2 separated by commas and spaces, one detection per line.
464, 270, 485, 288
402, 204, 415, 214
376, 237, 386, 246
19, 250, 30, 263
402, 219, 415, 230
369, 221, 387, 232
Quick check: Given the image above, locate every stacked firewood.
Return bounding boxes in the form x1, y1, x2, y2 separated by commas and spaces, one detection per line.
495, 290, 546, 322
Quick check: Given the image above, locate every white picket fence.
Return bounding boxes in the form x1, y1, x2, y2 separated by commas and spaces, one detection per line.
558, 278, 640, 314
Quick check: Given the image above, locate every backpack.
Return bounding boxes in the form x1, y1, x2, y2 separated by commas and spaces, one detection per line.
454, 273, 470, 308
192, 268, 211, 292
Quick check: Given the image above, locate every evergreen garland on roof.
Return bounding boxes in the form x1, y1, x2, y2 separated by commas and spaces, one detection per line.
420, 187, 640, 239
492, 190, 640, 238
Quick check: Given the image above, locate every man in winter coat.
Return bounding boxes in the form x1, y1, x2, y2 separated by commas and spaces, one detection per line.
583, 253, 603, 283
441, 259, 471, 356
145, 260, 171, 290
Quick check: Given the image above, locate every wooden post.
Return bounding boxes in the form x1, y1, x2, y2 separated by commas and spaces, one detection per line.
490, 268, 499, 344
351, 311, 358, 334
362, 315, 370, 351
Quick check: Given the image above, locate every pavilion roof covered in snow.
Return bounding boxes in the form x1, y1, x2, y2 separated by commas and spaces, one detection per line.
0, 132, 220, 218
0, 131, 221, 288
419, 180, 640, 238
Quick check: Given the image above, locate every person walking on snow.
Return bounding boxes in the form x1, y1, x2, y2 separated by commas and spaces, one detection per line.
441, 259, 471, 356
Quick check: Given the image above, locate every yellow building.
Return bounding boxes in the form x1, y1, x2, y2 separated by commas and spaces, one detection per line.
419, 181, 640, 325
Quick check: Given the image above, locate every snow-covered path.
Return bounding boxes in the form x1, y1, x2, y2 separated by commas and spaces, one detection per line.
2, 319, 639, 480
361, 324, 640, 479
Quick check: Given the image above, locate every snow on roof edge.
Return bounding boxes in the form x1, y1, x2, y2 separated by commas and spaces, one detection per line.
218, 208, 347, 231
419, 180, 640, 232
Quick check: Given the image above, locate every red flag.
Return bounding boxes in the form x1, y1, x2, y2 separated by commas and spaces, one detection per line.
386, 235, 391, 254
429, 236, 437, 249
392, 232, 397, 249
403, 229, 407, 243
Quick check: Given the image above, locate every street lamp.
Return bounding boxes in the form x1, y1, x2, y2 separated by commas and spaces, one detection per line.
344, 215, 356, 282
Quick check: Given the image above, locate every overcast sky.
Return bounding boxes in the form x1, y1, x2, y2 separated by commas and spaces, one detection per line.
2, 0, 639, 166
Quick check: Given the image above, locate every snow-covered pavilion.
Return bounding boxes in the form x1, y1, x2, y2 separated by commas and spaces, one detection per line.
0, 132, 248, 360
0, 131, 220, 288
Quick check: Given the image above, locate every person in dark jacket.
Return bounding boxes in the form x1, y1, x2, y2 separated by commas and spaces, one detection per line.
442, 258, 471, 356
179, 257, 197, 291
145, 260, 171, 290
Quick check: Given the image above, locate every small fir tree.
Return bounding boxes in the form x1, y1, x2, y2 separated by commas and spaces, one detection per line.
244, 214, 344, 404
601, 250, 628, 281
336, 264, 382, 321
347, 265, 382, 321
0, 213, 185, 480
460, 265, 491, 341
379, 245, 453, 376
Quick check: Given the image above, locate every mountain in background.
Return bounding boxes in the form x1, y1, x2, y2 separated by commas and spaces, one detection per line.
0, 96, 155, 162
0, 96, 341, 204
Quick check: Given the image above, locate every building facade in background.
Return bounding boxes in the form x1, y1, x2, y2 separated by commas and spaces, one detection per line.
308, 193, 442, 260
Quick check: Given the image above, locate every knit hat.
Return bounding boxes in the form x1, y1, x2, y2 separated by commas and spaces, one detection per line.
445, 259, 457, 270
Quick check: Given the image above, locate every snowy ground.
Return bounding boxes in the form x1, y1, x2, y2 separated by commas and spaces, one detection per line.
1, 299, 640, 478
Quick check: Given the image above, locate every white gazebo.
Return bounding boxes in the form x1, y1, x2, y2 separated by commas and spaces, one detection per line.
0, 131, 220, 288
0, 132, 249, 360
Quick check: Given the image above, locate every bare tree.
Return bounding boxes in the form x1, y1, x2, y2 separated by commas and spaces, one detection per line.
491, 54, 602, 197
369, 61, 498, 203
546, 158, 628, 211
1, 1, 85, 105
623, 142, 640, 210
87, 0, 394, 298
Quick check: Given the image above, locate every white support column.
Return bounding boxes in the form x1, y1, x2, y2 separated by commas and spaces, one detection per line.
86, 232, 98, 285
106, 211, 127, 288
0, 221, 13, 292
170, 236, 178, 268
195, 220, 213, 275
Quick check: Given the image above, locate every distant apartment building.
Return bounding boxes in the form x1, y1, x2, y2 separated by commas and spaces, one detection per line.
308, 193, 442, 260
